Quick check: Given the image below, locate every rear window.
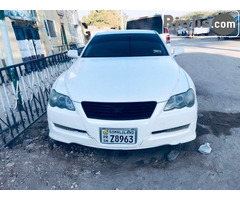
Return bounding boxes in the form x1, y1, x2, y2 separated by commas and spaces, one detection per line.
82, 33, 168, 57
126, 16, 163, 34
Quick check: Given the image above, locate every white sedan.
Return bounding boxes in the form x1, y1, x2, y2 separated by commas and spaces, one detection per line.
47, 30, 197, 150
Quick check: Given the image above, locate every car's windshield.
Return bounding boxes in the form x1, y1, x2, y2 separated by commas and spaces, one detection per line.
82, 33, 169, 57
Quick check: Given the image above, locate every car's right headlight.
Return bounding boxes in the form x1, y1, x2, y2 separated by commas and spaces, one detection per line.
164, 89, 195, 111
49, 89, 75, 111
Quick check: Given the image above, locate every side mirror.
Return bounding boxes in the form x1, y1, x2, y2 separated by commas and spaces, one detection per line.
173, 47, 184, 57
67, 50, 78, 58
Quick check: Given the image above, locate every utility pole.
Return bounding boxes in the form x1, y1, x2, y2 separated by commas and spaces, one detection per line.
0, 10, 21, 109
121, 10, 124, 30
0, 11, 6, 67
0, 10, 14, 66
0, 47, 6, 67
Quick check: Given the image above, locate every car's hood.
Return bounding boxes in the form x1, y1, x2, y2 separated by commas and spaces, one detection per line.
58, 56, 188, 102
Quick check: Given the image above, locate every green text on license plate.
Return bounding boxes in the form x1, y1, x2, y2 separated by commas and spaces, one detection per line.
100, 128, 137, 144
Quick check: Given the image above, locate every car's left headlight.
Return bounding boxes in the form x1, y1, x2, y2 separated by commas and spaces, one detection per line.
49, 89, 75, 111
164, 89, 195, 111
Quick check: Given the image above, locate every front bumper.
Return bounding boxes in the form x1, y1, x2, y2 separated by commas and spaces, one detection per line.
47, 101, 197, 150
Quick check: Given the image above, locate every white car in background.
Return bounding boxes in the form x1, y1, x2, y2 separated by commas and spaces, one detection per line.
47, 30, 197, 150
177, 27, 187, 36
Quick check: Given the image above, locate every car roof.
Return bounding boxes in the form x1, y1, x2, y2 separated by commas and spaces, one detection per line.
127, 14, 162, 22
96, 30, 157, 36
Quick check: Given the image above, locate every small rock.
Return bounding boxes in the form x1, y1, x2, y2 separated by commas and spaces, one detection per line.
6, 162, 15, 168
85, 170, 91, 174
48, 142, 54, 150
115, 188, 119, 190
167, 150, 180, 162
136, 160, 145, 166
198, 143, 212, 155
26, 144, 34, 152
150, 157, 157, 163
32, 155, 39, 159
22, 139, 33, 146
94, 171, 101, 175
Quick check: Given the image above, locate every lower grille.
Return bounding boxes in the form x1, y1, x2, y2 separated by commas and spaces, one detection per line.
81, 101, 157, 120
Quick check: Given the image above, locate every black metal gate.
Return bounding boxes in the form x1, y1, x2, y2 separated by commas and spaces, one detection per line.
0, 51, 75, 148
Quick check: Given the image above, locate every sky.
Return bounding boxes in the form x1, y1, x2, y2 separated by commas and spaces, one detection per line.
77, 10, 192, 20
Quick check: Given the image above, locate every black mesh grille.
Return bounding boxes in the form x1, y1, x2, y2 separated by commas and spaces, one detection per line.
81, 101, 157, 120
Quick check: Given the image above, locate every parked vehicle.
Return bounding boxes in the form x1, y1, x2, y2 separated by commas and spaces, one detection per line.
189, 19, 210, 36
47, 30, 197, 150
126, 15, 171, 45
177, 27, 187, 36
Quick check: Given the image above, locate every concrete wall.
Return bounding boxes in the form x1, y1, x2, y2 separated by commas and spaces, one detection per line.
36, 10, 71, 55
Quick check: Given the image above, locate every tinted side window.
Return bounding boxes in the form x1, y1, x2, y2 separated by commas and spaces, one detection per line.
82, 33, 168, 57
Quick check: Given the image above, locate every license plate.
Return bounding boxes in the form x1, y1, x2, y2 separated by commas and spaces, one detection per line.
100, 128, 137, 144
